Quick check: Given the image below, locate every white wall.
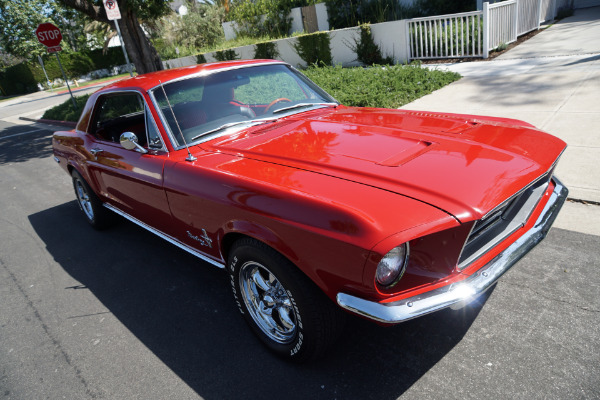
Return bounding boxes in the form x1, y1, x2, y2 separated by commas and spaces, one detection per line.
164, 19, 411, 70
329, 27, 362, 67
315, 3, 330, 31
371, 20, 409, 64
289, 7, 304, 34
222, 21, 237, 41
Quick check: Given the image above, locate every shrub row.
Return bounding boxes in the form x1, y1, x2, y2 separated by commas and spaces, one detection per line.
0, 47, 126, 96
196, 26, 383, 69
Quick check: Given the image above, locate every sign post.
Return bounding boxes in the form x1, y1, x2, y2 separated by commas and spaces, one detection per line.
35, 23, 77, 109
37, 55, 52, 92
103, 0, 133, 77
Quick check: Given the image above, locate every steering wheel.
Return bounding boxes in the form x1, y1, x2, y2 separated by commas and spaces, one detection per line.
264, 98, 291, 114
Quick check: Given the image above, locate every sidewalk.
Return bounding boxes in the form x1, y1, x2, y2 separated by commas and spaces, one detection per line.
54, 76, 125, 95
402, 6, 600, 236
0, 76, 124, 125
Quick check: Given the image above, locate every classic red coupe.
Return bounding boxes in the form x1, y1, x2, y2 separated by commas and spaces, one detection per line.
52, 59, 568, 361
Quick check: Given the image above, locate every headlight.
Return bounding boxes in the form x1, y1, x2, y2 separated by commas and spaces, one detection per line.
376, 243, 409, 287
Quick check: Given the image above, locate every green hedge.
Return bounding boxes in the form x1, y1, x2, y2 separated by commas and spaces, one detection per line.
0, 47, 127, 96
293, 32, 332, 66
0, 63, 39, 96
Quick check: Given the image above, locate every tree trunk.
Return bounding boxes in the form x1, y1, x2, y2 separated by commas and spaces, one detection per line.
118, 7, 163, 74
57, 0, 164, 74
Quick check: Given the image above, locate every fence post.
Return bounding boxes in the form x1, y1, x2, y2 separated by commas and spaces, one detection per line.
514, 0, 519, 38
537, 0, 543, 27
482, 2, 489, 58
405, 20, 412, 63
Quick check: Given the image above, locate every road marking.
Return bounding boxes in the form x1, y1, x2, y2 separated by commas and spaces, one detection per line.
0, 128, 48, 141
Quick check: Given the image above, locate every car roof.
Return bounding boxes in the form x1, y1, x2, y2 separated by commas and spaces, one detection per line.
101, 59, 284, 92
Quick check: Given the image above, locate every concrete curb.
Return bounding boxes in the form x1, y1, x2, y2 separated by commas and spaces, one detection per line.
19, 116, 76, 128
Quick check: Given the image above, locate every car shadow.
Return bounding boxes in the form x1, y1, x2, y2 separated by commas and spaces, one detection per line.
0, 127, 54, 165
29, 201, 493, 400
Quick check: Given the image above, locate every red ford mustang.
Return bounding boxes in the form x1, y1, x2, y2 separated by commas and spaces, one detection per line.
52, 59, 568, 361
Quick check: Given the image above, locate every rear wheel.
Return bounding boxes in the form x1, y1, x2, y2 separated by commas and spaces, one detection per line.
71, 170, 115, 230
228, 238, 344, 362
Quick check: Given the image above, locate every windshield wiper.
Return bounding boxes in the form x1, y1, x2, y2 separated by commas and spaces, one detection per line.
272, 102, 338, 114
190, 118, 278, 141
191, 121, 251, 141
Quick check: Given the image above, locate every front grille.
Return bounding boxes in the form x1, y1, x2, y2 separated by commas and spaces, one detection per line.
457, 172, 552, 269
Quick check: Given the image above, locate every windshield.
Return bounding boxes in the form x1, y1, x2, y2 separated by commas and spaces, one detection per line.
150, 64, 337, 147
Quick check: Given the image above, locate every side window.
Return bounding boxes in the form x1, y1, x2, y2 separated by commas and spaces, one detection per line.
92, 93, 146, 146
146, 106, 164, 149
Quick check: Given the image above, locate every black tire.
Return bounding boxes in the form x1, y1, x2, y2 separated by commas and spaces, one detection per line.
71, 170, 116, 230
228, 238, 345, 362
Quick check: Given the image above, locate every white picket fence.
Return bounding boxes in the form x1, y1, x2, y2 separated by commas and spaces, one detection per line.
486, 0, 518, 52
407, 11, 483, 59
408, 0, 564, 61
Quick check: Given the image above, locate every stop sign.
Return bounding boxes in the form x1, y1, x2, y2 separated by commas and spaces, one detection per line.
35, 23, 62, 48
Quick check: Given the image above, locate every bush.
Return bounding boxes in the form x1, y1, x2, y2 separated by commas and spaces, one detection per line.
303, 63, 461, 108
293, 32, 332, 66
349, 24, 393, 65
31, 48, 126, 83
325, 0, 475, 30
326, 0, 419, 29
254, 42, 280, 59
0, 47, 128, 95
228, 0, 306, 38
42, 94, 90, 122
153, 4, 225, 59
0, 63, 39, 95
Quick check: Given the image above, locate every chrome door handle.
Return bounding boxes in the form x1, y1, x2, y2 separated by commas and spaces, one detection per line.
90, 148, 103, 155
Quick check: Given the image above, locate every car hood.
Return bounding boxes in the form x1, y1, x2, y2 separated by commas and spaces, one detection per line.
202, 107, 566, 222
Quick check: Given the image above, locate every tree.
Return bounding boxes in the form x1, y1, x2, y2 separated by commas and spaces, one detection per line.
57, 0, 171, 74
0, 0, 54, 59
0, 0, 99, 59
153, 1, 224, 58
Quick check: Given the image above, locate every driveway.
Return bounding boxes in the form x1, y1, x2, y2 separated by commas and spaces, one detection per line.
402, 7, 600, 236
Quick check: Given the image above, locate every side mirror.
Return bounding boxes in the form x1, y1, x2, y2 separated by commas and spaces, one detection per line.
120, 132, 148, 154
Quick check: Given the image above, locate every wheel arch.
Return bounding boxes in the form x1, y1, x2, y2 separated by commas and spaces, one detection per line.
220, 221, 299, 268
218, 222, 336, 295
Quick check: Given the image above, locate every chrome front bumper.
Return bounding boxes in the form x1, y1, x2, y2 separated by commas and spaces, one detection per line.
337, 177, 568, 324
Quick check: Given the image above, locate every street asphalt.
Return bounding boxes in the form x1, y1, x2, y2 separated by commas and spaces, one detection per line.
0, 8, 599, 400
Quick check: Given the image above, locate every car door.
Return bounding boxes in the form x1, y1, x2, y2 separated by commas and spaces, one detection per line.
85, 91, 173, 231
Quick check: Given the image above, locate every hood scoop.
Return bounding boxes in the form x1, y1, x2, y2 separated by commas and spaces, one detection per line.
375, 140, 434, 167
442, 121, 481, 134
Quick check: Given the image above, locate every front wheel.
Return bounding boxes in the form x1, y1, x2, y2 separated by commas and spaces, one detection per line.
228, 238, 344, 362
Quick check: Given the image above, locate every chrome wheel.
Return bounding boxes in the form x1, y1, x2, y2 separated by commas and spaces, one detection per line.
239, 261, 297, 344
74, 178, 94, 221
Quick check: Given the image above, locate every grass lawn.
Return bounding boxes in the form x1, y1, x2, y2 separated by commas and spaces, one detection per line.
42, 64, 460, 122
305, 63, 460, 108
